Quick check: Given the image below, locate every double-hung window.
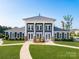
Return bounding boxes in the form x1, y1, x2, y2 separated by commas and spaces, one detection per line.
47, 25, 49, 30
31, 25, 33, 30
36, 25, 39, 30
28, 25, 30, 30
40, 26, 42, 30
39, 25, 42, 30
46, 25, 51, 31
48, 25, 51, 31
36, 25, 42, 31
28, 25, 33, 31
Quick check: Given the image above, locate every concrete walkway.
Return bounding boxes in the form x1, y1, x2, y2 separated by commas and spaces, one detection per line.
0, 43, 23, 46
20, 41, 32, 59
0, 41, 79, 59
32, 41, 79, 49
20, 41, 79, 59
52, 43, 79, 49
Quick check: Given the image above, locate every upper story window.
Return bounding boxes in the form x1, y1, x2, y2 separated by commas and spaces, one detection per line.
36, 25, 42, 30
36, 23, 43, 31
27, 24, 34, 31
45, 24, 52, 31
38, 25, 42, 30
36, 26, 39, 30
40, 26, 43, 30
28, 25, 33, 30
48, 25, 51, 30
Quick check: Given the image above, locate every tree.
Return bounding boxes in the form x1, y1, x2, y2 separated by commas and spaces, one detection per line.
0, 25, 11, 34
63, 15, 73, 30
61, 21, 65, 30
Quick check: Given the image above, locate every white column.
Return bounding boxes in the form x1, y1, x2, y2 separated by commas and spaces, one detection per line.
59, 32, 60, 39
69, 32, 70, 39
25, 23, 27, 37
25, 23, 28, 41
11, 32, 13, 39
52, 23, 54, 41
13, 32, 15, 39
9, 32, 10, 39
34, 23, 35, 36
60, 33, 62, 39
43, 23, 45, 40
65, 33, 67, 39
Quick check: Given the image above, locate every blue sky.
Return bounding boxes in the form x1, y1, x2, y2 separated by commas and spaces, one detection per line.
0, 0, 79, 29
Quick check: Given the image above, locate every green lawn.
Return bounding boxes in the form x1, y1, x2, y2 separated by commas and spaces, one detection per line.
30, 45, 79, 59
55, 41, 79, 47
0, 45, 22, 59
3, 40, 24, 44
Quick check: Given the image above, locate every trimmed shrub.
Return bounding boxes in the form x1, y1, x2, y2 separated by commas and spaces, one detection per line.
4, 35, 9, 40
0, 34, 5, 38
55, 38, 73, 41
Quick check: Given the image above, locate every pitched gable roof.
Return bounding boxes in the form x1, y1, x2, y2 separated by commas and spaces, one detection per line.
23, 15, 56, 21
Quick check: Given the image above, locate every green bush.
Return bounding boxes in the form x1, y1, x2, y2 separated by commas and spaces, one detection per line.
55, 38, 73, 41
55, 38, 62, 41
16, 37, 24, 40
0, 34, 5, 38
62, 39, 73, 41
4, 35, 9, 40
4, 36, 24, 40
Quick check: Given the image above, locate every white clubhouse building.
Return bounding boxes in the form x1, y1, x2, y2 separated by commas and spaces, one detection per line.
5, 15, 70, 41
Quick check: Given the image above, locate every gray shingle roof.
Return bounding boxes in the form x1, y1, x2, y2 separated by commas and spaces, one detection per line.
54, 27, 67, 31
72, 29, 79, 31
5, 26, 68, 32
5, 27, 25, 32
23, 15, 56, 21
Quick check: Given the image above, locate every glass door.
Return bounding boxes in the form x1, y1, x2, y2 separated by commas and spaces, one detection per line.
45, 33, 51, 41
36, 33, 42, 39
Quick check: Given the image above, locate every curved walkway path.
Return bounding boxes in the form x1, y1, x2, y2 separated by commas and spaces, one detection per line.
20, 41, 79, 59
32, 41, 79, 49
20, 41, 32, 59
0, 41, 79, 59
0, 43, 23, 46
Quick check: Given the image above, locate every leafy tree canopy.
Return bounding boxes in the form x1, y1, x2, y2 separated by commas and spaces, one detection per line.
63, 15, 73, 30
0, 25, 11, 34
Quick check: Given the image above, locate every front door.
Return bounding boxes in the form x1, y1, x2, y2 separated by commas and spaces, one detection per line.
36, 33, 42, 39
28, 33, 33, 41
45, 33, 51, 41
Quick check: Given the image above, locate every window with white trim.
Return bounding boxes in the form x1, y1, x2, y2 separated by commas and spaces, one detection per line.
28, 25, 33, 31
45, 25, 51, 31
36, 25, 42, 31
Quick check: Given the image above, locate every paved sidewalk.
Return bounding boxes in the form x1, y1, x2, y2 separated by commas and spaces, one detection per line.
0, 41, 79, 59
52, 43, 79, 49
0, 43, 23, 46
20, 41, 32, 59
32, 41, 79, 49
20, 41, 79, 59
